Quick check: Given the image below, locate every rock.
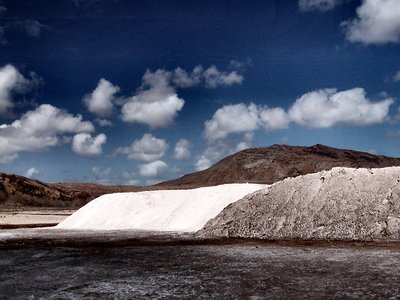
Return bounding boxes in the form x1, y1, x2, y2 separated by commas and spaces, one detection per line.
200, 167, 400, 241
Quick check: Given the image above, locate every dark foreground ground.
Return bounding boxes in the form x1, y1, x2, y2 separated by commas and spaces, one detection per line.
1, 230, 400, 299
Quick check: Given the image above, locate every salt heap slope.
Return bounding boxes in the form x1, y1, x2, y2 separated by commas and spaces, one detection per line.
201, 167, 400, 241
56, 184, 264, 232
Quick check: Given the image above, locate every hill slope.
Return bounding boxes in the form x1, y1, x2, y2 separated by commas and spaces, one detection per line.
0, 173, 140, 207
160, 144, 400, 187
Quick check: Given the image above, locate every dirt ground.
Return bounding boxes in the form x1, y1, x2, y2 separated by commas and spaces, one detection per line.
0, 208, 75, 229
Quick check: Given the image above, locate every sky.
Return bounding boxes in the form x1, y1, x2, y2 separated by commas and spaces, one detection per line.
1, 0, 400, 185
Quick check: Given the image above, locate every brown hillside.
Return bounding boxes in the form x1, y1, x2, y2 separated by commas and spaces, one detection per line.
159, 144, 400, 187
0, 174, 142, 208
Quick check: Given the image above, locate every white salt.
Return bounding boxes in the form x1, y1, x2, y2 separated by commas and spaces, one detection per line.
56, 183, 264, 232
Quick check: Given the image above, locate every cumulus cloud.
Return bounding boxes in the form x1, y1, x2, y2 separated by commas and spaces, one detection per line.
95, 118, 113, 127
172, 64, 244, 89
204, 103, 260, 141
203, 65, 244, 88
204, 103, 290, 141
172, 66, 203, 88
173, 138, 191, 160
194, 156, 212, 171
84, 78, 120, 117
25, 167, 39, 178
342, 0, 400, 45
0, 64, 39, 117
259, 107, 290, 130
298, 0, 343, 12
120, 63, 245, 128
116, 133, 168, 162
0, 104, 94, 163
139, 160, 168, 177
121, 70, 185, 128
204, 88, 392, 142
288, 88, 393, 128
72, 133, 107, 156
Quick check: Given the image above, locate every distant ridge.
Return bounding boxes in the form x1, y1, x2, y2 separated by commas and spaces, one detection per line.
2, 144, 400, 207
0, 173, 141, 207
159, 144, 400, 187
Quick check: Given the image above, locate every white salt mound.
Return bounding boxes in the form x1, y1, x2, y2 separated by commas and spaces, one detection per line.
56, 184, 264, 232
201, 167, 400, 240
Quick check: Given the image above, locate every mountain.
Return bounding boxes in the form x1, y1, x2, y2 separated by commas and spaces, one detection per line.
159, 144, 400, 187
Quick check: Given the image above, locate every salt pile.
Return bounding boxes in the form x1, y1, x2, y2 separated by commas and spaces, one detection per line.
202, 167, 400, 240
56, 184, 264, 232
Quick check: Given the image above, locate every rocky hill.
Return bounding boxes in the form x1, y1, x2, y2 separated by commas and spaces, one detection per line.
200, 167, 400, 241
0, 173, 141, 207
160, 144, 400, 187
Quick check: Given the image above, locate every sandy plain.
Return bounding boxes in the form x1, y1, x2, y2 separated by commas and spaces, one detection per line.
0, 208, 74, 229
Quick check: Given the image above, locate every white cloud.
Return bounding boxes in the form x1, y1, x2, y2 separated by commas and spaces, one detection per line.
72, 133, 107, 156
84, 78, 120, 117
25, 167, 39, 178
0, 64, 38, 117
121, 70, 185, 128
120, 63, 245, 128
393, 71, 400, 82
342, 0, 400, 44
194, 156, 212, 171
172, 64, 244, 89
298, 0, 343, 12
139, 160, 168, 177
203, 87, 392, 144
173, 138, 191, 160
116, 133, 168, 162
95, 118, 113, 127
288, 88, 393, 128
259, 107, 290, 130
203, 65, 244, 88
204, 103, 260, 141
203, 103, 292, 142
194, 140, 232, 171
0, 104, 94, 163
235, 132, 254, 152
172, 66, 203, 88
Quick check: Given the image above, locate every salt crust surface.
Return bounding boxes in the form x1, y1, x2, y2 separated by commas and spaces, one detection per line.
56, 184, 264, 232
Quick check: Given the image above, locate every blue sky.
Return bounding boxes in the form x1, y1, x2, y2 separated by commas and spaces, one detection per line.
1, 0, 400, 184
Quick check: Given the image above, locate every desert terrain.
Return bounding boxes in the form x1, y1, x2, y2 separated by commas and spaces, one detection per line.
2, 144, 400, 232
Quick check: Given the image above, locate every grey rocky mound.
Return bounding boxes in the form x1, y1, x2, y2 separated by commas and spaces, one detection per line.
200, 167, 400, 241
